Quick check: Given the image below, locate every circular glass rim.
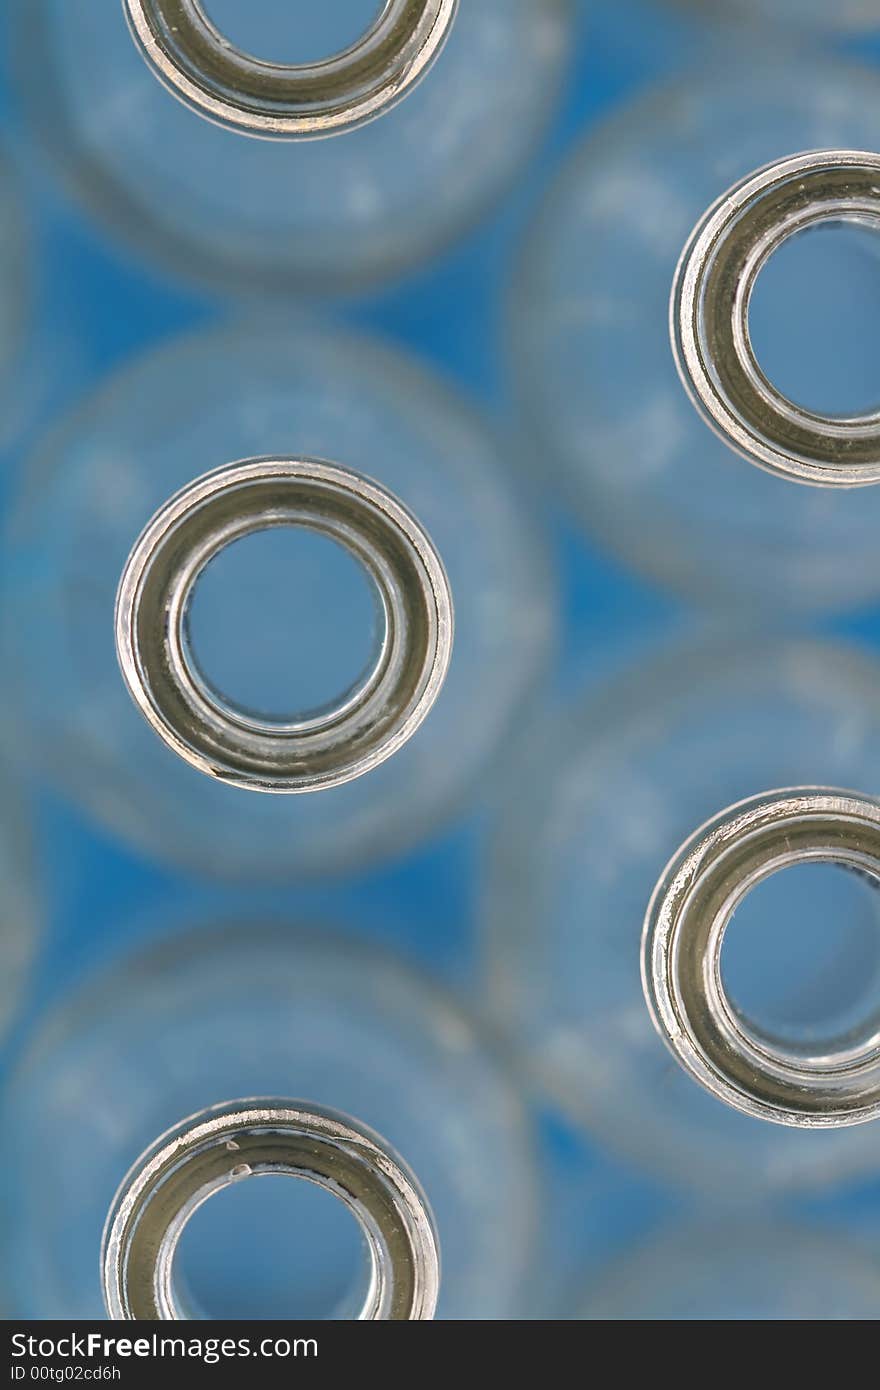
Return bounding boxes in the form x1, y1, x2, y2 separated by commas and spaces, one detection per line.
122, 0, 458, 139
642, 787, 880, 1128
671, 149, 880, 487
101, 1099, 441, 1320
114, 456, 454, 794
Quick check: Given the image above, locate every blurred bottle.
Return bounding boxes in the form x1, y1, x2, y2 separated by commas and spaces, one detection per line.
672, 0, 880, 31
1, 316, 552, 878
512, 51, 880, 613
0, 142, 104, 487
0, 147, 27, 406
580, 1221, 880, 1319
0, 148, 36, 974
1, 923, 537, 1320
485, 632, 880, 1195
9, 0, 571, 294
525, 1106, 673, 1319
0, 759, 39, 1048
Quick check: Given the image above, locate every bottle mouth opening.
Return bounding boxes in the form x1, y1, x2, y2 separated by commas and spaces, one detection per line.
719, 857, 880, 1057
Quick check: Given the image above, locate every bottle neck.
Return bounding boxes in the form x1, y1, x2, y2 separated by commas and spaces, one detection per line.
102, 1099, 440, 1320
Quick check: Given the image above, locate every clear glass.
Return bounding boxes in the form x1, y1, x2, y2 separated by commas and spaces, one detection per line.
512, 51, 880, 612
485, 632, 880, 1195
1, 317, 552, 878
2, 924, 536, 1320
121, 0, 457, 140
0, 149, 27, 397
113, 458, 454, 794
672, 1, 880, 31
0, 759, 39, 1048
0, 143, 34, 461
11, 0, 571, 292
102, 1099, 441, 1321
0, 146, 105, 479
580, 1221, 880, 1319
642, 789, 880, 1129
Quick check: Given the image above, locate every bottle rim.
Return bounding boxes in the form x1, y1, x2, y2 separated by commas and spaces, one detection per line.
642, 786, 880, 1127
122, 0, 457, 139
671, 149, 880, 487
101, 1098, 440, 1320
114, 456, 454, 793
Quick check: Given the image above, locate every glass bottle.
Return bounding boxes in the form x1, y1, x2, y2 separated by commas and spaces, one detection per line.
674, 1, 880, 31
121, 0, 457, 140
1, 922, 537, 1320
10, 0, 571, 293
114, 457, 454, 795
0, 136, 107, 490
511, 50, 880, 612
484, 631, 880, 1195
579, 1220, 880, 1319
102, 1099, 441, 1321
0, 147, 27, 410
0, 316, 552, 878
643, 787, 880, 1131
0, 758, 39, 1048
